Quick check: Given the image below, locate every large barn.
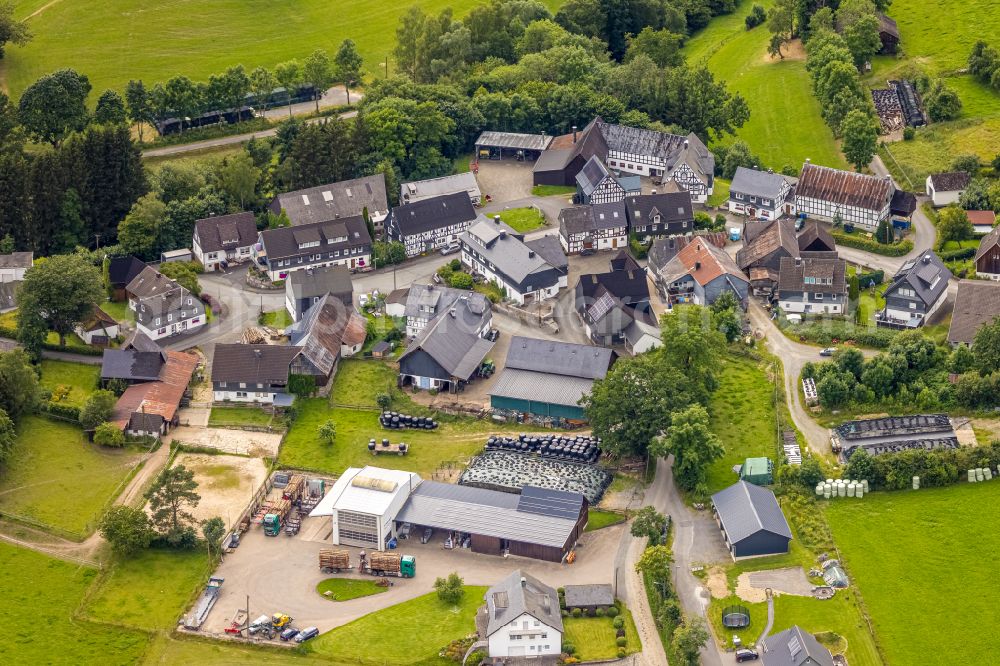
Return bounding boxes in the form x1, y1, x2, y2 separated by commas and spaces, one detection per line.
712, 481, 792, 560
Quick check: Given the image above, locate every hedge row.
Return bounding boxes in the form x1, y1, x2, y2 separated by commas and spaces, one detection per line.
832, 231, 914, 256
40, 401, 81, 422
846, 441, 1000, 491
938, 246, 977, 261
0, 324, 104, 356
783, 319, 897, 348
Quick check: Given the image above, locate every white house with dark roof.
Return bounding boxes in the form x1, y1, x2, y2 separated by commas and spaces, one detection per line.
877, 251, 952, 328
461, 217, 566, 305
126, 266, 206, 340
777, 256, 848, 316
192, 212, 259, 272
795, 162, 894, 230
761, 625, 835, 666
480, 570, 562, 659
285, 265, 354, 323
558, 202, 628, 254
0, 251, 32, 283
269, 174, 389, 234
399, 284, 473, 338
253, 215, 372, 281
386, 192, 481, 258
575, 155, 640, 205
925, 171, 971, 207
211, 344, 303, 404
728, 167, 795, 220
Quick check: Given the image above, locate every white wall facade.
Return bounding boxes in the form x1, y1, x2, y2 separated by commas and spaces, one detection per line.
0, 267, 27, 283
260, 250, 372, 283
76, 323, 120, 345
795, 194, 888, 230
213, 389, 279, 404
925, 176, 962, 207
136, 315, 205, 341
488, 613, 561, 658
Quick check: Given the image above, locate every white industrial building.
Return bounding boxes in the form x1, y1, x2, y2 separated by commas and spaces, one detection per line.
310, 467, 421, 549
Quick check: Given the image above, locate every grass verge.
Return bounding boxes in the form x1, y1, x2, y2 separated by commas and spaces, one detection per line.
315, 578, 388, 602
585, 508, 626, 531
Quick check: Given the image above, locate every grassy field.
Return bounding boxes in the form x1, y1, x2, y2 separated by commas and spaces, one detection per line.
682, 0, 845, 170
260, 309, 293, 329
585, 508, 626, 531
705, 354, 778, 493
0, 309, 92, 349
83, 548, 211, 630
0, 542, 149, 665
143, 634, 335, 665
0, 415, 142, 537
39, 359, 101, 407
316, 578, 388, 602
307, 587, 487, 664
1, 0, 564, 97
494, 207, 547, 233
826, 482, 1000, 665
208, 406, 274, 428
563, 609, 641, 659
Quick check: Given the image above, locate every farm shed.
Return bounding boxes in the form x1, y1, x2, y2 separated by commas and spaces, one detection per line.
475, 131, 553, 161
712, 481, 792, 560
563, 584, 614, 613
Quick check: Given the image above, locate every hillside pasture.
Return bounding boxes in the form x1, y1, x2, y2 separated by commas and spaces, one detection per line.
826, 482, 1000, 666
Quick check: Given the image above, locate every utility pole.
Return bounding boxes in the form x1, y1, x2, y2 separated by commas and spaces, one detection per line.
94, 233, 102, 251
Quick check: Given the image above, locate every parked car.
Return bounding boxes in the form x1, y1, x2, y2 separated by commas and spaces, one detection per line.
580, 248, 595, 256
421, 527, 433, 544
294, 627, 319, 643
432, 272, 442, 284
735, 648, 759, 662
280, 627, 299, 641
440, 243, 460, 256
820, 347, 836, 357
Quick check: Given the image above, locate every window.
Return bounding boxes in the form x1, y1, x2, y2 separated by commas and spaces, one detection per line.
219, 382, 226, 388
909, 302, 917, 309
236, 391, 247, 398
167, 314, 173, 322
155, 318, 161, 325
186, 298, 192, 305
815, 293, 824, 299
541, 633, 547, 638
239, 382, 246, 388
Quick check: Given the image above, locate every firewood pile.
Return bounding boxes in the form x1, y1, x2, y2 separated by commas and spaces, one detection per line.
871, 88, 903, 133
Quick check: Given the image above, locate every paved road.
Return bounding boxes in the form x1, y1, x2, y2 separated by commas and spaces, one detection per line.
142, 87, 361, 159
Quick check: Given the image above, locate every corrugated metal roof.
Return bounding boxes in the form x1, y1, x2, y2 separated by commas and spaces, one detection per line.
490, 368, 595, 408
517, 486, 584, 520
396, 481, 578, 549
475, 131, 554, 151
711, 481, 791, 544
401, 172, 481, 205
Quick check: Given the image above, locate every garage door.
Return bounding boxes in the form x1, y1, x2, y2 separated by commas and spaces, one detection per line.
337, 510, 379, 547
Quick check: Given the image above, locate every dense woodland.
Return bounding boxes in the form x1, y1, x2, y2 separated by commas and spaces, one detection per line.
0, 0, 754, 259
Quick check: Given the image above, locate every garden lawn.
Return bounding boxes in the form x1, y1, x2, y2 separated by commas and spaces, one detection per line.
705, 354, 778, 494
0, 542, 148, 665
0, 416, 143, 538
83, 548, 211, 630
564, 610, 641, 659
260, 309, 293, 329
585, 508, 626, 531
308, 587, 487, 664
316, 578, 387, 602
707, 177, 730, 208
826, 482, 1000, 666
532, 184, 577, 197
494, 207, 546, 233
39, 359, 101, 407
682, 0, 845, 170
208, 406, 273, 428
101, 299, 135, 323
0, 309, 91, 349
1, 0, 564, 97
328, 359, 405, 409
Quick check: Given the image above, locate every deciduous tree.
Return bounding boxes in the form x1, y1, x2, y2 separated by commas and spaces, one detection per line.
202, 516, 226, 554
303, 49, 334, 113
94, 89, 127, 125
334, 40, 364, 105
936, 206, 973, 245
100, 506, 154, 556
840, 108, 878, 170
671, 617, 710, 666
843, 13, 881, 69
0, 408, 15, 466
434, 572, 465, 604
15, 254, 102, 345
125, 80, 154, 142
650, 404, 724, 492
274, 60, 301, 117
635, 544, 673, 585
80, 389, 117, 430
972, 316, 1000, 375
630, 506, 667, 545
0, 349, 39, 421
215, 151, 260, 209
249, 66, 278, 114
18, 69, 91, 146
0, 1, 31, 59
318, 420, 337, 445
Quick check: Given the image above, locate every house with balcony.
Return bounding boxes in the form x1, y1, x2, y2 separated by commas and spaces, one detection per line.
126, 266, 206, 341
193, 212, 258, 272
649, 237, 748, 309
478, 571, 563, 660
211, 344, 303, 404
624, 191, 695, 242
877, 252, 952, 328
776, 256, 848, 317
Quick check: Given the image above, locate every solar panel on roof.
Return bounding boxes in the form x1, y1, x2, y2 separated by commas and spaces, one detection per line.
588, 292, 616, 321
788, 634, 802, 658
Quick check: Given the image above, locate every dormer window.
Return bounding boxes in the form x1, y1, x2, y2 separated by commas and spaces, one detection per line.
298, 240, 319, 249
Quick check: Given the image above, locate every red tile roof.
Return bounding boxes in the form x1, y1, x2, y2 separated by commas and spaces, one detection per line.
111, 351, 198, 429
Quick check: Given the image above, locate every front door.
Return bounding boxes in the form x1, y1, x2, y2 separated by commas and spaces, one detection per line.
612, 237, 619, 248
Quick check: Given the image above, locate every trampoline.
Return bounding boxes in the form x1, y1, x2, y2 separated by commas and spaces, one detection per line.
722, 605, 751, 629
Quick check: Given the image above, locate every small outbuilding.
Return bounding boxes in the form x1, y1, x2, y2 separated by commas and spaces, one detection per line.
712, 480, 792, 560
563, 584, 614, 614
160, 248, 193, 264
474, 131, 553, 161
739, 457, 773, 486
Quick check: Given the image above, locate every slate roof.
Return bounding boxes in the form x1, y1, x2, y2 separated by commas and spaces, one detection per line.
132, 282, 204, 328
886, 252, 952, 307
127, 266, 177, 300
563, 584, 614, 608
796, 221, 836, 253
462, 218, 556, 284
761, 625, 834, 666
78, 306, 119, 333
538, 118, 607, 171
929, 171, 970, 192
390, 191, 478, 237
659, 238, 747, 288
976, 225, 1000, 262
576, 267, 650, 311
730, 167, 787, 200
505, 336, 615, 380
211, 344, 302, 385
890, 189, 917, 217
110, 351, 198, 430
796, 163, 893, 211
270, 174, 388, 226
401, 172, 481, 205
599, 121, 714, 181
624, 192, 694, 226
396, 482, 580, 552
0, 251, 32, 269
194, 212, 258, 253
777, 257, 847, 295
288, 293, 355, 376
484, 570, 563, 637
559, 202, 628, 235
286, 265, 353, 303
576, 156, 611, 196
525, 236, 568, 273
399, 294, 494, 379
101, 349, 166, 382
712, 480, 792, 545
404, 284, 478, 321
947, 280, 1000, 345
610, 250, 641, 272
107, 256, 146, 287
259, 214, 371, 261
122, 330, 161, 352
737, 219, 799, 270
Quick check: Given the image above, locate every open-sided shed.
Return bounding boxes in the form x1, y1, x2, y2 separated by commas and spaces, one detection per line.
475, 131, 553, 161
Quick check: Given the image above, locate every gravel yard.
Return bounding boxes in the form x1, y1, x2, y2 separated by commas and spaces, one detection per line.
173, 453, 270, 531
168, 426, 283, 457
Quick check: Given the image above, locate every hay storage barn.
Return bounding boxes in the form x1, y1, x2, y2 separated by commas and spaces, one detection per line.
712, 481, 792, 559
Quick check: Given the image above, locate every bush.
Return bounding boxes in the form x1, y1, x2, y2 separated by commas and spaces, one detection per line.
616, 636, 627, 647
94, 422, 125, 447
745, 4, 766, 29
561, 641, 576, 655
938, 246, 977, 261
466, 651, 486, 666
448, 272, 474, 290
571, 607, 582, 618
41, 401, 81, 422
903, 126, 915, 140
628, 234, 648, 259
617, 648, 627, 658
606, 605, 620, 618
613, 615, 625, 629
594, 606, 605, 617
434, 572, 465, 605
831, 230, 914, 256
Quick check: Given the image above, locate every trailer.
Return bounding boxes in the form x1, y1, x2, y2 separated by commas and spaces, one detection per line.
225, 609, 248, 635
368, 438, 409, 456
365, 552, 416, 578
183, 577, 224, 630
319, 548, 352, 574
283, 474, 305, 503
261, 499, 293, 536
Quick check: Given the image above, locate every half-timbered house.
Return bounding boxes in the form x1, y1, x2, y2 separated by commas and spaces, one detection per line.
794, 162, 894, 230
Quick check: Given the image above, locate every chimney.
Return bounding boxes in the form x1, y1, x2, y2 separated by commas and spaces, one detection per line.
499, 230, 507, 239
652, 189, 657, 195
520, 577, 527, 588
767, 168, 773, 174
922, 254, 930, 264
493, 215, 501, 225
572, 126, 578, 143
449, 308, 457, 318
683, 139, 689, 149
253, 349, 262, 358
528, 250, 535, 259
795, 257, 802, 266
695, 261, 701, 271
